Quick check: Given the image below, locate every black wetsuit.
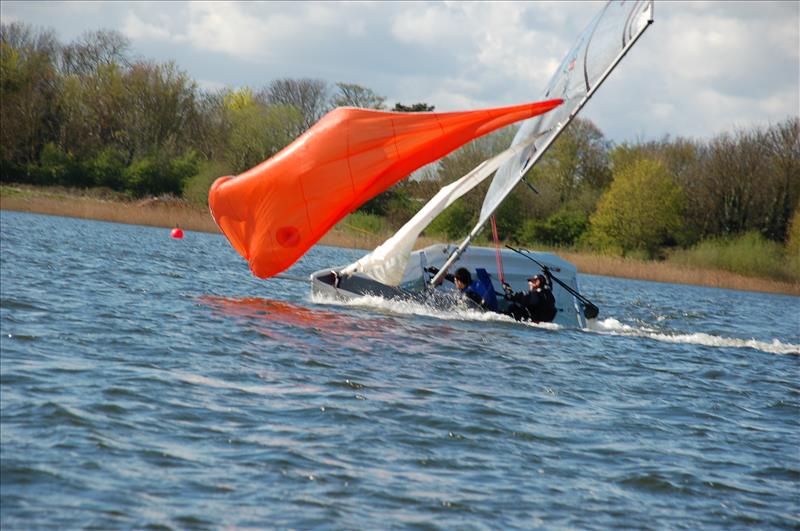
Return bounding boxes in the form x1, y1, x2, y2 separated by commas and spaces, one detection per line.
506, 287, 557, 322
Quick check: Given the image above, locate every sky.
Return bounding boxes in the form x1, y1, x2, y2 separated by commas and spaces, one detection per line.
2, 1, 798, 144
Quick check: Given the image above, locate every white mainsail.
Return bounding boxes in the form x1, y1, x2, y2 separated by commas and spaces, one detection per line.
343, 0, 654, 287
432, 0, 654, 285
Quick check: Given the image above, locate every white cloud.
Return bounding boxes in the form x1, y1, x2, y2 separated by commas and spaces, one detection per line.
391, 3, 462, 45
184, 2, 268, 58
122, 13, 174, 42
1, 0, 797, 143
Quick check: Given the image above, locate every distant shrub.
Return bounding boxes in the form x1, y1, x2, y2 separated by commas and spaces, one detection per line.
385, 193, 418, 229
426, 201, 473, 239
785, 208, 800, 280
669, 231, 797, 282
83, 146, 128, 190
342, 211, 385, 236
125, 150, 198, 197
519, 210, 588, 246
39, 143, 87, 187
183, 160, 232, 207
361, 187, 418, 228
787, 207, 800, 256
0, 158, 26, 183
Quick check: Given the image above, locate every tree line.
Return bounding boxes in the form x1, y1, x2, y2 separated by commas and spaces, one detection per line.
2, 23, 798, 260
411, 115, 799, 258
0, 24, 399, 196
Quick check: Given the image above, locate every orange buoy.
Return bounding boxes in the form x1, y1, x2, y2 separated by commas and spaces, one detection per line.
170, 227, 184, 239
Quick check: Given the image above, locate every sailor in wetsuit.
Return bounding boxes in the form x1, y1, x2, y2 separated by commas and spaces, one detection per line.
503, 274, 557, 323
426, 266, 498, 311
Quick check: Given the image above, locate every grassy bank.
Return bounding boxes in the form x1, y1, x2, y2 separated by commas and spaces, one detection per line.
2, 184, 798, 296
0, 184, 366, 247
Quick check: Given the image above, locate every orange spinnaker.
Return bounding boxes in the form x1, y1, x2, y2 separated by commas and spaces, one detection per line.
209, 99, 562, 279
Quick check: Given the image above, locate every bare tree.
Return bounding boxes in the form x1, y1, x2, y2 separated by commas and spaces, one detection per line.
60, 29, 130, 77
763, 117, 800, 240
259, 78, 330, 134
332, 82, 386, 110
121, 60, 198, 158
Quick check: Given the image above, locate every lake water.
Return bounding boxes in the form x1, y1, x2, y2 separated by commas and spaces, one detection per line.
1, 210, 798, 529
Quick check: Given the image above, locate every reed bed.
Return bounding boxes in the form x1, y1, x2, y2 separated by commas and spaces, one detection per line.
2, 185, 797, 296
1, 191, 219, 233
0, 186, 380, 248
559, 251, 800, 296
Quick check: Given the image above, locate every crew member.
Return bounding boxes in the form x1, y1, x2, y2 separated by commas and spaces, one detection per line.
426, 266, 498, 311
503, 274, 557, 322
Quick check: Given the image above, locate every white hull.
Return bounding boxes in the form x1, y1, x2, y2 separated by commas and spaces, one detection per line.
311, 244, 590, 328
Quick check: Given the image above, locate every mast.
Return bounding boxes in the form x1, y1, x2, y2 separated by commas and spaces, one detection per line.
431, 1, 654, 287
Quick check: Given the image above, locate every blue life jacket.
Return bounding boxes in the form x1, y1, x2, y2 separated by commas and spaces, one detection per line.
465, 268, 498, 311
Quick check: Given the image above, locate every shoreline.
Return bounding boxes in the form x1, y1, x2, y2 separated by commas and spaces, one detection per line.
2, 186, 798, 296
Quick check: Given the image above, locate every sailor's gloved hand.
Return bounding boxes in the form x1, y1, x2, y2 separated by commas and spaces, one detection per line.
424, 266, 440, 274
502, 281, 514, 295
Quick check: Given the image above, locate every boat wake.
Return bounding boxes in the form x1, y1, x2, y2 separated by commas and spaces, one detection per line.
309, 292, 561, 330
310, 293, 798, 355
587, 318, 800, 355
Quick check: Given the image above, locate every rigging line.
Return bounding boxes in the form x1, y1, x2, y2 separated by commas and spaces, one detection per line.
490, 215, 505, 285
339, 221, 374, 235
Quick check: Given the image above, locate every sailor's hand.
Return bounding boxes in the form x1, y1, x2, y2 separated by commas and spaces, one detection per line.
425, 266, 440, 274
502, 281, 513, 293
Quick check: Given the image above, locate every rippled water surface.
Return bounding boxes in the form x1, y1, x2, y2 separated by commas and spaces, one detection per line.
2, 211, 799, 529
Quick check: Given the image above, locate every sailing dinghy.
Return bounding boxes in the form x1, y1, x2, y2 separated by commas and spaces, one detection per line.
310, 0, 654, 327
211, 0, 654, 329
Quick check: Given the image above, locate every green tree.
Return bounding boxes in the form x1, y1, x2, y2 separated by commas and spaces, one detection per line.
610, 137, 701, 245
224, 86, 255, 110
38, 142, 80, 186
786, 206, 800, 279
492, 187, 526, 242
124, 150, 198, 197
84, 145, 128, 190
519, 209, 589, 246
426, 201, 473, 239
0, 23, 61, 167
523, 117, 611, 221
763, 118, 800, 241
225, 100, 302, 173
186, 89, 230, 162
58, 61, 128, 159
589, 158, 686, 257
392, 102, 435, 112
787, 207, 800, 258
